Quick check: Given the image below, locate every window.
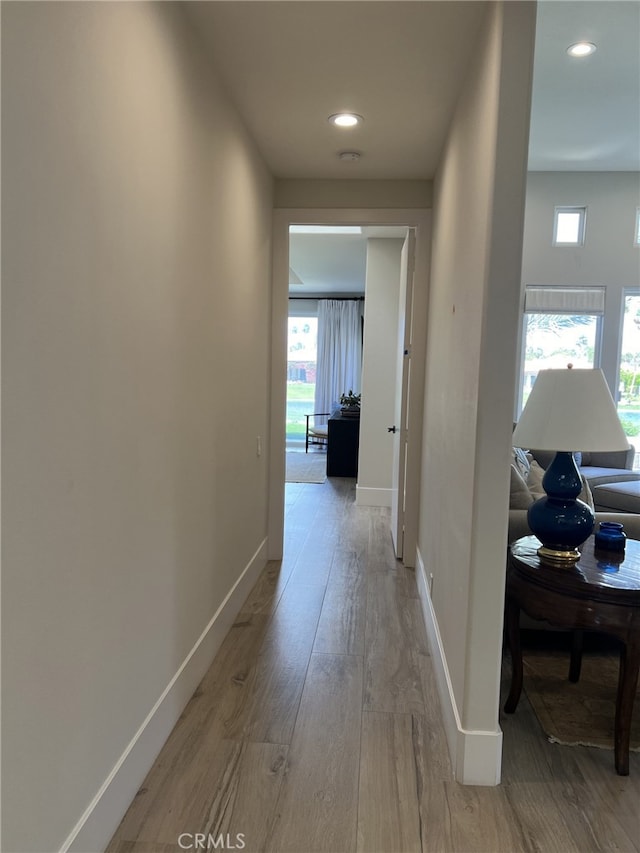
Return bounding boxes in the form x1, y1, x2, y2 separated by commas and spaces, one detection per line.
518, 287, 604, 414
635, 207, 640, 246
617, 290, 640, 467
553, 206, 587, 246
521, 314, 600, 411
286, 315, 318, 441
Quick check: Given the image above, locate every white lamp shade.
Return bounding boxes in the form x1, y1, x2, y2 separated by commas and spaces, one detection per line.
513, 369, 629, 452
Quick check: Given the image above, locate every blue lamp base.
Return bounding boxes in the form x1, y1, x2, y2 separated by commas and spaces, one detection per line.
527, 451, 595, 565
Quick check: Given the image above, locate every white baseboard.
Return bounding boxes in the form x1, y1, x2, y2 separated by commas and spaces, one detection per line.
355, 485, 392, 507
415, 547, 502, 786
62, 538, 269, 853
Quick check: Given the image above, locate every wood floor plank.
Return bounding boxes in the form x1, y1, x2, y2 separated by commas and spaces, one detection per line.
365, 571, 418, 656
109, 735, 287, 849
240, 582, 327, 744
546, 756, 640, 853
571, 749, 640, 849
410, 682, 452, 782
499, 701, 557, 783
443, 781, 529, 853
193, 741, 289, 853
313, 566, 366, 655
416, 654, 450, 735
417, 780, 454, 853
265, 653, 363, 853
502, 781, 588, 853
407, 597, 429, 655
364, 572, 426, 714
364, 648, 426, 715
337, 505, 371, 557
107, 721, 236, 846
546, 778, 638, 853
375, 707, 455, 851
368, 508, 397, 561
357, 711, 422, 853
402, 564, 421, 599
239, 560, 294, 616
286, 540, 336, 587
329, 544, 368, 578
196, 613, 272, 738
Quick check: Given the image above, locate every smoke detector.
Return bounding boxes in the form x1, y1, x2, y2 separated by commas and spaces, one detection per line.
338, 151, 361, 162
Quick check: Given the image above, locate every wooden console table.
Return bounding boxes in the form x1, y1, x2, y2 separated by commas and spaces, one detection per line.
504, 535, 640, 775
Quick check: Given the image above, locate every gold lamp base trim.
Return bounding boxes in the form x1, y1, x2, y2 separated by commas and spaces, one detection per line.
537, 545, 581, 565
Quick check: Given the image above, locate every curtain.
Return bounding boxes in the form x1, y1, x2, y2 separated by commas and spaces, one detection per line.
314, 299, 362, 419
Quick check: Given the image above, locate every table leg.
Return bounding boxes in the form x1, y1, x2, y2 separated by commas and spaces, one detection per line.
503, 595, 523, 714
615, 640, 640, 776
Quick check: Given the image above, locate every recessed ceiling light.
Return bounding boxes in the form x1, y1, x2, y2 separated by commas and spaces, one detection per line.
328, 113, 363, 128
567, 42, 597, 57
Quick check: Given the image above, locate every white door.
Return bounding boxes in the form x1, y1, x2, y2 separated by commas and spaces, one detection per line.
390, 231, 415, 559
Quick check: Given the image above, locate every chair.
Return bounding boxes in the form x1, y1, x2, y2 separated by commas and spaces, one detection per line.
305, 412, 330, 453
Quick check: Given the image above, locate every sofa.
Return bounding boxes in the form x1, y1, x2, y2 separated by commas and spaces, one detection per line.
526, 446, 639, 489
508, 445, 640, 543
525, 445, 640, 516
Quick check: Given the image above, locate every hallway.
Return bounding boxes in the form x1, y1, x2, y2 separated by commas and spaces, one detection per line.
107, 478, 639, 853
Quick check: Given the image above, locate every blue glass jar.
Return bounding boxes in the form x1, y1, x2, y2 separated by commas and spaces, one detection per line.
594, 521, 626, 554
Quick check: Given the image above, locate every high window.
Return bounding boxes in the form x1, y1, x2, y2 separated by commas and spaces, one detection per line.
553, 206, 587, 246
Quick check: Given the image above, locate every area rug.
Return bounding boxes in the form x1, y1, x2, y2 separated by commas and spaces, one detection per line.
285, 451, 327, 484
523, 646, 640, 751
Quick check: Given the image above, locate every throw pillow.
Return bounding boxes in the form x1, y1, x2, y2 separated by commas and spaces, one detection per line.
512, 447, 530, 479
526, 460, 546, 500
510, 464, 533, 509
579, 476, 594, 511
526, 460, 594, 510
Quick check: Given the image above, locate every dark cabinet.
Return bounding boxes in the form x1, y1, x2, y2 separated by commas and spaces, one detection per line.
327, 412, 360, 477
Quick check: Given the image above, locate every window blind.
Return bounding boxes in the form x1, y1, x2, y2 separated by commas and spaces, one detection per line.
524, 286, 605, 314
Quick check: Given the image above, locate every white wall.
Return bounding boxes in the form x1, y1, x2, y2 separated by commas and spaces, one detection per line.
416, 1, 536, 784
357, 239, 403, 506
275, 180, 432, 209
522, 172, 640, 390
2, 4, 273, 851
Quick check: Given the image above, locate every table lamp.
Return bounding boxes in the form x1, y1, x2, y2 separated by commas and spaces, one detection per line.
512, 367, 629, 564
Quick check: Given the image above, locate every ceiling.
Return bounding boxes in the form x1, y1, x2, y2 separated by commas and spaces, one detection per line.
288, 226, 408, 297
529, 1, 640, 170
184, 0, 640, 295
184, 1, 488, 180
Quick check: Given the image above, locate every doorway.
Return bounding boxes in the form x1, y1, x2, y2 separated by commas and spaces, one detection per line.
268, 208, 432, 566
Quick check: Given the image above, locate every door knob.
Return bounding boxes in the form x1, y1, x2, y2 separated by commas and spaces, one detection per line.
388, 426, 397, 433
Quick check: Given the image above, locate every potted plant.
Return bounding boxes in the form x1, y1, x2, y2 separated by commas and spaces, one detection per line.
340, 390, 361, 417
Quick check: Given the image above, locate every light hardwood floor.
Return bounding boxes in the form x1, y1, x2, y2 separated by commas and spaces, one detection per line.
108, 477, 640, 853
